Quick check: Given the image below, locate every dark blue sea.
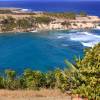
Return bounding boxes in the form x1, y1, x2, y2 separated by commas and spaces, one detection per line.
0, 1, 100, 72
0, 1, 100, 16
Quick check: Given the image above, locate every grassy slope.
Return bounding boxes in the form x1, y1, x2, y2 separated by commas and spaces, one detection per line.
0, 89, 71, 100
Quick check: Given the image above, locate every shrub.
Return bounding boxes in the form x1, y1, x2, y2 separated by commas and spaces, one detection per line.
65, 43, 100, 100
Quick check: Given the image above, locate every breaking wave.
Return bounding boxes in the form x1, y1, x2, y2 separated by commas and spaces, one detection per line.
54, 31, 100, 47
70, 31, 100, 47
21, 9, 32, 12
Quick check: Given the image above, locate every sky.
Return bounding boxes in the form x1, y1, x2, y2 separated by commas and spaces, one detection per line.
0, 0, 100, 1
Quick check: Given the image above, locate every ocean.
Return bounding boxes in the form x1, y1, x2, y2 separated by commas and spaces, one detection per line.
0, 1, 100, 16
0, 1, 100, 72
0, 30, 100, 72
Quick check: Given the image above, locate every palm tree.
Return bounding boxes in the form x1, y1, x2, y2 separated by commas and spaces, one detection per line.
4, 69, 20, 90
5, 69, 16, 80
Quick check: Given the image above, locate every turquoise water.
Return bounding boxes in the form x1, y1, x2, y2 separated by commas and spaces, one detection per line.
0, 30, 100, 72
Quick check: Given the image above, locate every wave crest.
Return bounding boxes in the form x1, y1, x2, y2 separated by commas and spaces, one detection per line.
70, 31, 100, 47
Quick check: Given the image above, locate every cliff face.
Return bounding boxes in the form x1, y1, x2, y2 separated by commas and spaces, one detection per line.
0, 13, 100, 33
36, 22, 96, 31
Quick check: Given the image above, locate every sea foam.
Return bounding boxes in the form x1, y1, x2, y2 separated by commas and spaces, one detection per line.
70, 31, 100, 47
55, 31, 100, 47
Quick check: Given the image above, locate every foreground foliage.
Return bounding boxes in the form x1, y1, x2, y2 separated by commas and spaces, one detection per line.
0, 43, 99, 100
68, 43, 100, 100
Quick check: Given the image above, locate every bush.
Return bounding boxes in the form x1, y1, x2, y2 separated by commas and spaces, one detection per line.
35, 16, 52, 24
65, 43, 100, 100
79, 11, 87, 17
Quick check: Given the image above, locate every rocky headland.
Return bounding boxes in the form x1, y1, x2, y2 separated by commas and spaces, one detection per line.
0, 8, 100, 33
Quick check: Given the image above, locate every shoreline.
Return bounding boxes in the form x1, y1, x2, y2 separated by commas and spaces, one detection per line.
0, 28, 94, 34
0, 8, 100, 34
0, 25, 97, 34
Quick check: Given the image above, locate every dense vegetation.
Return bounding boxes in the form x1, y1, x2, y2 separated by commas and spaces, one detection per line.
1, 14, 74, 32
35, 16, 53, 24
44, 12, 87, 19
0, 43, 99, 100
0, 11, 88, 32
79, 11, 87, 17
0, 16, 53, 32
1, 16, 16, 31
44, 12, 76, 19
69, 43, 100, 100
0, 10, 12, 14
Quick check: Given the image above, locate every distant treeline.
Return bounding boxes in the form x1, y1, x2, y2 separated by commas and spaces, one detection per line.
0, 9, 13, 14
0, 11, 87, 32
44, 11, 87, 19
0, 9, 87, 18
0, 43, 99, 100
0, 16, 53, 32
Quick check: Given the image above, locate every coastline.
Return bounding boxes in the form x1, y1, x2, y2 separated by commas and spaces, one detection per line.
0, 8, 100, 34
0, 27, 95, 34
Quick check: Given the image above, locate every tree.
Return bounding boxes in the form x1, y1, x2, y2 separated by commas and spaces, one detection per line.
45, 71, 56, 89
35, 16, 52, 24
65, 43, 100, 100
79, 11, 87, 17
64, 12, 76, 19
5, 69, 16, 80
61, 21, 71, 28
23, 69, 46, 90
0, 77, 4, 89
1, 16, 16, 32
17, 18, 32, 29
4, 69, 20, 90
